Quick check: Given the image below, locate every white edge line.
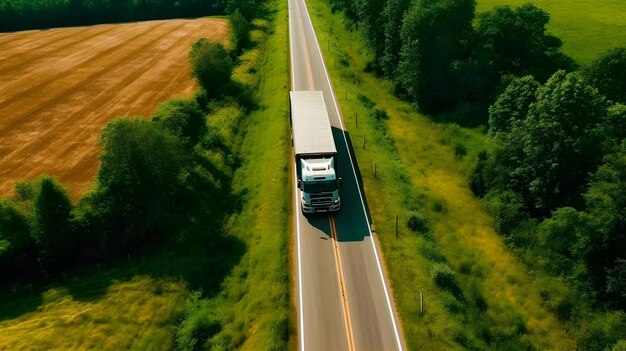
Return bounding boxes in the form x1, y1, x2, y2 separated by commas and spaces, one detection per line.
295, 169, 305, 351
300, 1, 404, 350
288, 1, 305, 350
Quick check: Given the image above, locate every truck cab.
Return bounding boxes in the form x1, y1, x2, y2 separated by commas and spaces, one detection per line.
299, 157, 341, 213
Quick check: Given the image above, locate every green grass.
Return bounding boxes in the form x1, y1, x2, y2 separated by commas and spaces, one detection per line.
202, 0, 292, 348
307, 0, 577, 349
476, 0, 626, 64
0, 247, 223, 350
0, 3, 291, 349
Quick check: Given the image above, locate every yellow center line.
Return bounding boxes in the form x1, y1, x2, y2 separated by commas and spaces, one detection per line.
330, 215, 355, 351
296, 8, 315, 90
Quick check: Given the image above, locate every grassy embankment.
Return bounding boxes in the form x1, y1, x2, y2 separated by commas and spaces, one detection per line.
307, 0, 580, 349
476, 0, 626, 64
203, 0, 292, 348
0, 2, 291, 349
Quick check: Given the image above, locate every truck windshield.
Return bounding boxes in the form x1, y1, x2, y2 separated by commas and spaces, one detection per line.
303, 180, 337, 193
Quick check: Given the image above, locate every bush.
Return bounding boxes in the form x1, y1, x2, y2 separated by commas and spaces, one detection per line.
230, 9, 251, 50
175, 291, 220, 351
454, 143, 467, 158
407, 211, 428, 232
431, 197, 447, 213
606, 259, 626, 308
189, 39, 234, 99
418, 240, 446, 263
577, 311, 626, 351
201, 126, 225, 150
431, 263, 463, 299
610, 340, 626, 351
482, 190, 527, 236
357, 94, 375, 108
0, 200, 32, 255
153, 99, 207, 146
442, 292, 465, 314
468, 150, 508, 198
371, 108, 388, 121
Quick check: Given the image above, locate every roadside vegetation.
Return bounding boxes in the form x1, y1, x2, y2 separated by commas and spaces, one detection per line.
0, 0, 291, 349
310, 0, 625, 349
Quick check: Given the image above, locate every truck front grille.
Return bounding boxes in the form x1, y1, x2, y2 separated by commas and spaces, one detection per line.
310, 197, 333, 208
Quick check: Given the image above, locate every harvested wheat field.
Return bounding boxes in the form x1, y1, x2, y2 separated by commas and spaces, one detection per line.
0, 18, 228, 199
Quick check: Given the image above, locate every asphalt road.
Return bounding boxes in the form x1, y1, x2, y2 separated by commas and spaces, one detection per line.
289, 0, 406, 349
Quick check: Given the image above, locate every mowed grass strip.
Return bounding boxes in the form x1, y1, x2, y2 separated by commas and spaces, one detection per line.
476, 0, 626, 64
307, 0, 575, 349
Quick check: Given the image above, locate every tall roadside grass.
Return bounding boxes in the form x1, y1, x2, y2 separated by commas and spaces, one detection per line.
307, 0, 576, 349
476, 0, 626, 64
197, 0, 292, 348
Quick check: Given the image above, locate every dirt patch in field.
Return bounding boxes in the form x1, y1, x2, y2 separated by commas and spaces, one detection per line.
0, 18, 228, 199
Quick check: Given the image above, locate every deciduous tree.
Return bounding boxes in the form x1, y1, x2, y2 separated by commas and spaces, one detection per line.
583, 47, 626, 104
189, 39, 234, 99
475, 4, 576, 82
96, 119, 189, 243
396, 0, 475, 111
488, 75, 539, 140
32, 177, 73, 270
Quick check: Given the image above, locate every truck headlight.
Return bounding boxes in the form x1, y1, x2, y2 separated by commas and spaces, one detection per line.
333, 199, 340, 205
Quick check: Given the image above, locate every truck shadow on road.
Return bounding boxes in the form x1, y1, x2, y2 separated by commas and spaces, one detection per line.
302, 129, 374, 242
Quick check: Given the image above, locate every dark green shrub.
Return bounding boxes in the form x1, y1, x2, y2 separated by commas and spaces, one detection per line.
230, 9, 251, 50
371, 108, 389, 121
610, 340, 626, 351
0, 200, 32, 255
175, 291, 220, 351
407, 211, 428, 232
577, 311, 626, 351
468, 151, 491, 197
357, 94, 375, 108
454, 143, 467, 158
338, 51, 350, 67
431, 197, 447, 213
606, 259, 626, 308
153, 99, 207, 146
431, 263, 463, 299
442, 292, 465, 314
469, 282, 488, 313
482, 189, 527, 235
201, 126, 225, 150
418, 240, 446, 263
189, 39, 234, 99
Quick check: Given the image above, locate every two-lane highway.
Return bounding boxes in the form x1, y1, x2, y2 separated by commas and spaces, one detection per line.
289, 0, 406, 349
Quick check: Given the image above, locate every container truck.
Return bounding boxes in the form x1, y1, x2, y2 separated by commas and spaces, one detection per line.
290, 90, 342, 213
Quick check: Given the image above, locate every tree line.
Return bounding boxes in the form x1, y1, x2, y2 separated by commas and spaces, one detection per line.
0, 0, 266, 32
470, 48, 626, 350
328, 0, 626, 348
329, 0, 576, 124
